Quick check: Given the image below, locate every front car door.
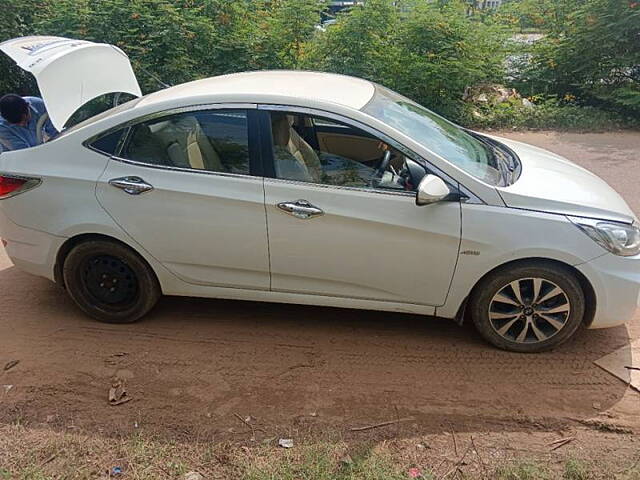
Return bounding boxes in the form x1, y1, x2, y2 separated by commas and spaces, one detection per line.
260, 106, 461, 307
94, 105, 271, 290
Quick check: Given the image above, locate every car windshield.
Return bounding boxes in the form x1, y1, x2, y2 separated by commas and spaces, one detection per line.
362, 85, 503, 186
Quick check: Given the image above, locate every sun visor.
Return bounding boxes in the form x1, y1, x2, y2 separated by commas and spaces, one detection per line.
0, 36, 142, 130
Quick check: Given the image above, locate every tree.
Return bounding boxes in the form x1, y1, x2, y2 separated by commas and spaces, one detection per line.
304, 0, 402, 88
267, 0, 328, 68
0, 0, 43, 94
395, 1, 507, 116
34, 0, 217, 92
521, 0, 640, 113
496, 0, 583, 33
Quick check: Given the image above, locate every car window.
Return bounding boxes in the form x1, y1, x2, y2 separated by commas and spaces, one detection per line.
121, 110, 250, 174
89, 129, 125, 156
268, 111, 424, 193
66, 93, 139, 129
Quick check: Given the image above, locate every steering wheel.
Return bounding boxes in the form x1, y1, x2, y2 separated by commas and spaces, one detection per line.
375, 150, 392, 179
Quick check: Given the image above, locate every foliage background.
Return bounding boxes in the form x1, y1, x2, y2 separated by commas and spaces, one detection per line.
0, 0, 638, 129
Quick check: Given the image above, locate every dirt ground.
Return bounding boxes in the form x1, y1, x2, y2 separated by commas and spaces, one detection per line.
1, 131, 640, 475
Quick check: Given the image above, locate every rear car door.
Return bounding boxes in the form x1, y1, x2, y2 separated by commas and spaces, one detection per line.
94, 105, 271, 290
260, 107, 462, 307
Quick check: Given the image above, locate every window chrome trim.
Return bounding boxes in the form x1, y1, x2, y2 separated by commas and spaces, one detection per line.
107, 155, 261, 181
263, 175, 416, 198
258, 104, 484, 204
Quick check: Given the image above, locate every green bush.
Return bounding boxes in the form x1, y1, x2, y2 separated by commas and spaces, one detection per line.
512, 0, 640, 116
0, 0, 637, 131
305, 0, 507, 119
463, 96, 640, 131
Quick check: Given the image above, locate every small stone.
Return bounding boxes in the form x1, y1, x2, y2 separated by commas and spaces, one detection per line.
593, 402, 602, 410
278, 438, 294, 449
522, 98, 534, 108
184, 472, 203, 480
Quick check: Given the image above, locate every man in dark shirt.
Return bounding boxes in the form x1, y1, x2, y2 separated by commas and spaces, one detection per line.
0, 94, 57, 152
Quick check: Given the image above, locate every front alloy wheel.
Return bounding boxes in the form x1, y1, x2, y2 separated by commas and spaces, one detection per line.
470, 262, 585, 353
488, 278, 571, 344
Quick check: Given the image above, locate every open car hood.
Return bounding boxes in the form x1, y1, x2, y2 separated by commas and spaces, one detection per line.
0, 36, 142, 130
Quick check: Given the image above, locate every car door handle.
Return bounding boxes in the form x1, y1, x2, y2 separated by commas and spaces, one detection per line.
109, 176, 154, 195
277, 200, 324, 220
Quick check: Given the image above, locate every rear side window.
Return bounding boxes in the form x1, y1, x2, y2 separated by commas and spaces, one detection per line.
120, 110, 251, 175
89, 129, 125, 156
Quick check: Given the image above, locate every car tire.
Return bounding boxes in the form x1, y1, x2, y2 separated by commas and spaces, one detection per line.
62, 239, 160, 324
469, 261, 585, 353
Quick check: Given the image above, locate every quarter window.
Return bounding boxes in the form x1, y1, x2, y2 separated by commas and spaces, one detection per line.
121, 110, 250, 174
89, 129, 125, 156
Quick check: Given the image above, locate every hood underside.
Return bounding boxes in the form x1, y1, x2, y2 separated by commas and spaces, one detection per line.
0, 36, 142, 130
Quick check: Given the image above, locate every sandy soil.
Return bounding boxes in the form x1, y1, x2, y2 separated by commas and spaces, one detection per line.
1, 131, 639, 447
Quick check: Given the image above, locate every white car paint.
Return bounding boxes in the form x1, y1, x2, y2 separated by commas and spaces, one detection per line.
263, 176, 461, 305
0, 37, 638, 342
492, 136, 636, 224
0, 36, 141, 130
137, 70, 376, 111
96, 145, 271, 290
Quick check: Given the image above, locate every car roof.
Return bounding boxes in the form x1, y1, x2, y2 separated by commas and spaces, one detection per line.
136, 71, 377, 111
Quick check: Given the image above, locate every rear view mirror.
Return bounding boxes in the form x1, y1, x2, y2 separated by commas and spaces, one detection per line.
416, 175, 451, 206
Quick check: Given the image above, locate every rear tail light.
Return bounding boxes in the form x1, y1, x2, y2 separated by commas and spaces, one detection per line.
0, 174, 41, 199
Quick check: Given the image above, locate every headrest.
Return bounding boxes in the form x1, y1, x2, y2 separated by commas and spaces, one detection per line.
148, 120, 171, 134
271, 114, 295, 146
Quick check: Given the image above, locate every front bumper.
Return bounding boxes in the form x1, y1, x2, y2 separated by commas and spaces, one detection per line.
0, 210, 65, 281
577, 252, 640, 329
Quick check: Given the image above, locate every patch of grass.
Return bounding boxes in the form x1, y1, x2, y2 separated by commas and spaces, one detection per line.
244, 442, 422, 480
617, 464, 640, 480
0, 426, 438, 480
563, 459, 591, 480
495, 460, 550, 480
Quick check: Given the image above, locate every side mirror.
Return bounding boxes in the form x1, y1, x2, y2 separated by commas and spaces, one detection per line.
416, 174, 451, 206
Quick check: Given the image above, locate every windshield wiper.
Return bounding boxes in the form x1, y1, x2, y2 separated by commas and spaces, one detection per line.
467, 132, 520, 186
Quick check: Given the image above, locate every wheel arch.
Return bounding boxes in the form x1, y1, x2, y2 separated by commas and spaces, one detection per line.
54, 233, 158, 289
457, 257, 596, 327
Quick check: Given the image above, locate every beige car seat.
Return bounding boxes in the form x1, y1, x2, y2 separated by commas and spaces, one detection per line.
126, 124, 172, 165
151, 116, 224, 171
271, 114, 322, 182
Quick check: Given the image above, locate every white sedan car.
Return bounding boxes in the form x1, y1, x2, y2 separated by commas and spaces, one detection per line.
1, 37, 638, 352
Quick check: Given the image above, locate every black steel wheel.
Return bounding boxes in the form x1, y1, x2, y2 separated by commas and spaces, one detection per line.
63, 240, 160, 323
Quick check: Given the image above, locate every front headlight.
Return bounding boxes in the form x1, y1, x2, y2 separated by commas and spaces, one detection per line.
569, 216, 640, 257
